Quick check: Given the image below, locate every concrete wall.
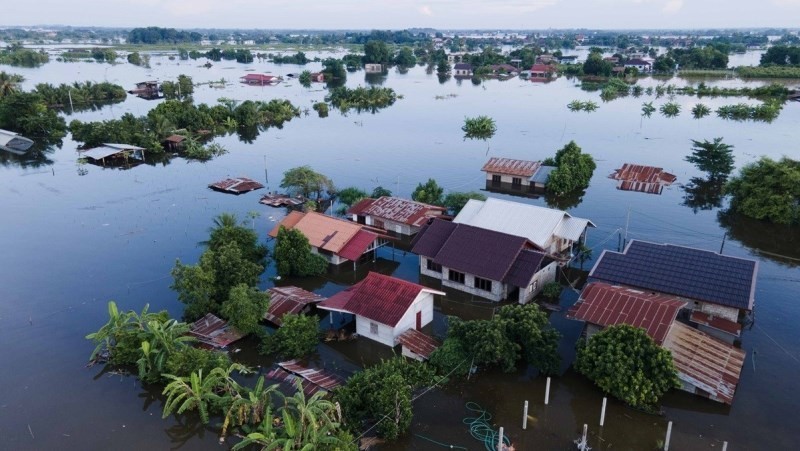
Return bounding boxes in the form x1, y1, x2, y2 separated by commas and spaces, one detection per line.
518, 261, 558, 304
697, 324, 737, 345
485, 172, 532, 188
419, 257, 505, 301
311, 246, 346, 265
698, 302, 739, 323
354, 291, 434, 347
355, 316, 395, 347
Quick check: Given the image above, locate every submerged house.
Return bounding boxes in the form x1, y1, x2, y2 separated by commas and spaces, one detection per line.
264, 286, 326, 326
453, 198, 595, 260
453, 63, 473, 77
609, 163, 677, 195
128, 81, 161, 99
0, 129, 34, 154
482, 157, 556, 193
624, 58, 652, 72
268, 211, 389, 266
529, 63, 557, 79
411, 219, 557, 303
240, 73, 281, 85
78, 143, 146, 166
317, 272, 445, 347
188, 313, 245, 349
347, 196, 447, 236
208, 177, 265, 195
589, 240, 758, 343
567, 282, 745, 405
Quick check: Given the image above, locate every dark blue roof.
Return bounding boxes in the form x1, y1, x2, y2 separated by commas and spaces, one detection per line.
589, 240, 757, 310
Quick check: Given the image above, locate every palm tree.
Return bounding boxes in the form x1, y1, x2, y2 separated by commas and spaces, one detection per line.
0, 71, 23, 98
221, 376, 282, 439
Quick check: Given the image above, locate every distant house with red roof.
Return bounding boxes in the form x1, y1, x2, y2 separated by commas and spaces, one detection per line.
317, 272, 445, 347
347, 196, 447, 236
609, 163, 677, 195
411, 218, 557, 303
240, 73, 281, 85
268, 211, 389, 266
530, 63, 557, 79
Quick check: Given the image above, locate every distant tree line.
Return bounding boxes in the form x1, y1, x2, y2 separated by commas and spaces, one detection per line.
127, 26, 202, 44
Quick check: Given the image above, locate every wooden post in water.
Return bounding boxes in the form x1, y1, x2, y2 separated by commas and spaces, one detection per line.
600, 397, 607, 427
523, 400, 529, 430
497, 426, 504, 451
577, 424, 589, 451
544, 377, 551, 405
722, 442, 728, 451
664, 421, 673, 451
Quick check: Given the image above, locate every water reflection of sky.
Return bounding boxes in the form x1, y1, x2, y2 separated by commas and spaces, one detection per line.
1, 54, 799, 450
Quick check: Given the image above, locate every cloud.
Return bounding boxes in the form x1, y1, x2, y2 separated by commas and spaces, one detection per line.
419, 4, 433, 15
662, 0, 684, 13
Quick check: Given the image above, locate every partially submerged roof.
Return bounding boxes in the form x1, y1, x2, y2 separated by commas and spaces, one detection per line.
530, 165, 556, 184
481, 157, 541, 177
269, 211, 375, 257
589, 240, 758, 311
318, 272, 444, 327
0, 129, 34, 152
610, 164, 677, 194
453, 63, 473, 70
398, 329, 441, 360
663, 322, 745, 405
188, 313, 245, 349
265, 360, 345, 397
79, 143, 145, 160
264, 286, 326, 326
454, 198, 595, 250
164, 134, 186, 143
566, 282, 687, 345
411, 219, 548, 286
208, 177, 265, 194
347, 196, 446, 228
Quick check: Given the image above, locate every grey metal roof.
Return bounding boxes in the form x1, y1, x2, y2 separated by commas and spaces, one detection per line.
0, 129, 34, 152
80, 143, 145, 160
529, 165, 556, 184
589, 240, 757, 310
453, 198, 595, 250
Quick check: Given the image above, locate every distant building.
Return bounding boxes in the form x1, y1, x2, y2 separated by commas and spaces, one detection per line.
624, 58, 652, 72
529, 63, 557, 79
453, 63, 473, 77
609, 163, 677, 195
347, 196, 447, 236
364, 63, 383, 73
482, 156, 555, 193
240, 74, 281, 85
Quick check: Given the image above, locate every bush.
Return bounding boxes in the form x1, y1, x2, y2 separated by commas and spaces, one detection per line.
726, 157, 800, 225
164, 346, 232, 377
541, 282, 562, 301
546, 141, 596, 195
429, 337, 471, 377
260, 314, 319, 359
274, 226, 328, 277
461, 115, 496, 140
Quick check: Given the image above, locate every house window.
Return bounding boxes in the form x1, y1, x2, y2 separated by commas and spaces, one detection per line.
474, 276, 492, 292
492, 174, 501, 186
370, 322, 378, 335
512, 177, 522, 189
426, 259, 442, 273
531, 279, 538, 292
448, 269, 465, 284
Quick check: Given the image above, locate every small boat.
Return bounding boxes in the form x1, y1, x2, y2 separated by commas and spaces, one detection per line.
0, 129, 34, 154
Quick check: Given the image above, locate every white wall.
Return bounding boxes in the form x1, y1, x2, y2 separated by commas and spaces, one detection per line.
699, 302, 739, 323
519, 261, 558, 304
485, 172, 532, 187
420, 257, 505, 301
354, 291, 434, 347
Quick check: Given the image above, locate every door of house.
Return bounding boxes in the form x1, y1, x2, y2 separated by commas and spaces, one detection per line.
416, 311, 422, 330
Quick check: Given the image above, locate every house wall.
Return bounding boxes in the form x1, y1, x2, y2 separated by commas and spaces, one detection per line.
361, 216, 413, 235
311, 246, 346, 265
518, 261, 558, 304
485, 172, 532, 188
697, 324, 737, 345
354, 292, 434, 347
355, 316, 395, 347
419, 257, 505, 301
698, 302, 739, 323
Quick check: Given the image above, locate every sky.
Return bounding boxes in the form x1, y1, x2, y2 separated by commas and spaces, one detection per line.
2, 0, 800, 30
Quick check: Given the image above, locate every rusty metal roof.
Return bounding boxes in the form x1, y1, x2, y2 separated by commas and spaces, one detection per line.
610, 164, 677, 194
264, 360, 345, 397
163, 134, 186, 143
208, 177, 265, 194
567, 282, 687, 345
690, 311, 742, 337
188, 313, 245, 349
481, 157, 541, 177
663, 322, 745, 405
398, 329, 441, 360
264, 286, 326, 326
347, 197, 446, 228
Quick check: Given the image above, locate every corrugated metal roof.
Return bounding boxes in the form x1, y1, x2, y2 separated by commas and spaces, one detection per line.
453, 198, 595, 250
663, 322, 745, 405
589, 240, 758, 311
208, 177, 265, 194
0, 129, 33, 152
398, 329, 441, 360
264, 361, 345, 397
566, 282, 687, 345
690, 311, 742, 337
187, 313, 245, 349
529, 165, 556, 184
610, 164, 677, 194
268, 212, 362, 254
347, 197, 446, 227
318, 272, 444, 327
80, 144, 144, 160
338, 229, 379, 261
264, 286, 326, 326
481, 157, 541, 177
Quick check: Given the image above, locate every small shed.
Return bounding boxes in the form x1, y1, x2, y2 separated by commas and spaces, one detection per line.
79, 143, 146, 166
309, 72, 325, 82
163, 134, 186, 151
453, 63, 473, 77
398, 329, 440, 361
188, 313, 245, 349
208, 177, 265, 195
264, 286, 326, 326
364, 63, 383, 73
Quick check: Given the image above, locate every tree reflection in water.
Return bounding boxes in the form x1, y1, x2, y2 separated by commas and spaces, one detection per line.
718, 211, 800, 268
682, 176, 726, 213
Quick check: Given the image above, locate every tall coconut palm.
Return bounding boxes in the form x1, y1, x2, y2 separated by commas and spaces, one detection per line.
0, 71, 23, 98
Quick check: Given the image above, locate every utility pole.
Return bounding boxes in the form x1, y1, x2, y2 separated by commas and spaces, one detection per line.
719, 232, 727, 254
624, 206, 631, 248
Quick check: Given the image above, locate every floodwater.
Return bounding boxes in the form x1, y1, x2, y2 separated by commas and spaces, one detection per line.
1, 50, 799, 451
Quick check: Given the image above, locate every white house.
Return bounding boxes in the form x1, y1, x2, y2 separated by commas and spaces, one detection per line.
453, 63, 473, 77
624, 58, 652, 72
317, 272, 445, 347
453, 197, 595, 259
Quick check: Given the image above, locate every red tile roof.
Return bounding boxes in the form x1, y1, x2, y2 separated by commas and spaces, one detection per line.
530, 63, 557, 73
347, 196, 446, 228
567, 282, 687, 345
319, 272, 440, 327
188, 313, 245, 349
208, 177, 265, 194
663, 322, 745, 405
265, 286, 326, 326
398, 329, 441, 360
690, 311, 742, 337
241, 73, 279, 84
269, 211, 367, 255
481, 157, 541, 177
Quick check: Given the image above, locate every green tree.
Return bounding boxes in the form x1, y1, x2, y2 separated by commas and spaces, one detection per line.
220, 284, 270, 335
436, 59, 451, 75
575, 324, 679, 410
685, 138, 735, 178
443, 191, 486, 215
411, 178, 444, 206
583, 52, 613, 77
260, 313, 319, 359
280, 165, 335, 199
336, 186, 368, 206
274, 226, 328, 277
462, 115, 497, 141
164, 346, 232, 379
222, 376, 282, 439
546, 141, 596, 195
364, 40, 391, 65
298, 70, 311, 86
0, 71, 23, 98
207, 213, 268, 268
321, 58, 346, 81
394, 46, 417, 66
726, 157, 800, 225
371, 186, 392, 198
